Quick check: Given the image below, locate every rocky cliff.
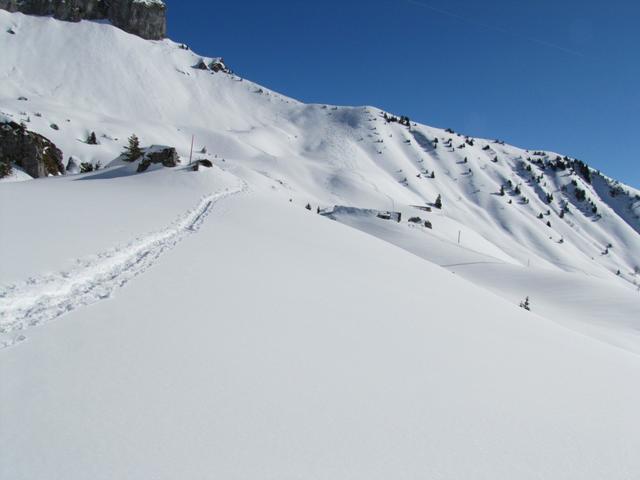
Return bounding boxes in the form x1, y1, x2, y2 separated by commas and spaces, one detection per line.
0, 120, 65, 178
0, 0, 166, 39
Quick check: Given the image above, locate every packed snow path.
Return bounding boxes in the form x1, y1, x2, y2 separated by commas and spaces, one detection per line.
0, 186, 245, 349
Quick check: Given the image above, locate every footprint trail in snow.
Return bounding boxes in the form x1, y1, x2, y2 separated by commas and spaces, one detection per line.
0, 186, 244, 349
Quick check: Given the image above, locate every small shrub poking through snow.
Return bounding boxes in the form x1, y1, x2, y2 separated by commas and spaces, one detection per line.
80, 162, 94, 173
519, 297, 531, 311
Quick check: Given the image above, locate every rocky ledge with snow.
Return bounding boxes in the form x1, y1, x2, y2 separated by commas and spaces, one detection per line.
0, 0, 166, 39
0, 117, 64, 178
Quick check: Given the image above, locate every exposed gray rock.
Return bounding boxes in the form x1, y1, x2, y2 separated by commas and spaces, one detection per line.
193, 58, 209, 70
0, 120, 65, 178
192, 58, 231, 74
0, 0, 166, 40
191, 159, 213, 171
137, 145, 179, 173
0, 0, 107, 21
66, 156, 80, 174
209, 58, 231, 74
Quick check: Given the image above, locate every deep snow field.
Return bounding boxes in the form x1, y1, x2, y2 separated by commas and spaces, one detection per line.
1, 10, 640, 480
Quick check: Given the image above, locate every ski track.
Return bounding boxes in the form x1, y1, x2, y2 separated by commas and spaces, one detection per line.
0, 185, 245, 350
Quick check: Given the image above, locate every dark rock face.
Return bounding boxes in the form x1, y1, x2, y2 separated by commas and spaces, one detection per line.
191, 159, 213, 171
0, 0, 107, 21
0, 0, 166, 40
66, 156, 80, 174
137, 145, 179, 172
0, 120, 65, 178
109, 0, 166, 41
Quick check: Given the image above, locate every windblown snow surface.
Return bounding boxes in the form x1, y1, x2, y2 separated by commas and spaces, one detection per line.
1, 11, 640, 480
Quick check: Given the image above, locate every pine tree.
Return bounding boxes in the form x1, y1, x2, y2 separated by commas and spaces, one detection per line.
305, 203, 312, 211
520, 297, 531, 311
434, 194, 442, 209
87, 131, 98, 145
124, 134, 142, 162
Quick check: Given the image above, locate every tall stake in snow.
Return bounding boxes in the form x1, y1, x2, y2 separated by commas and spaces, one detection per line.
189, 135, 195, 165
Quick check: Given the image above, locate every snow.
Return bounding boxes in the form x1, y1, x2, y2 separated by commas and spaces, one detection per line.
330, 207, 640, 354
133, 0, 164, 5
0, 181, 245, 348
1, 10, 640, 480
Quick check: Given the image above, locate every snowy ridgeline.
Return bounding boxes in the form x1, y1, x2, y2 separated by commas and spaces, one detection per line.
1, 10, 640, 480
0, 0, 166, 39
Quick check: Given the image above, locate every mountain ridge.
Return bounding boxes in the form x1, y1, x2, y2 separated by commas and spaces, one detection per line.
1, 9, 638, 288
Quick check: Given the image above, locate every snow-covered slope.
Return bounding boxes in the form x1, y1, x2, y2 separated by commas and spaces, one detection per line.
2, 11, 638, 284
1, 11, 640, 479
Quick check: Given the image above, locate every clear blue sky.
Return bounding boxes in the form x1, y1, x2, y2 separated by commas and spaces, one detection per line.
165, 0, 639, 188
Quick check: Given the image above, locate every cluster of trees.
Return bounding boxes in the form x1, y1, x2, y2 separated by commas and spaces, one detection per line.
382, 113, 411, 127
572, 184, 599, 214
80, 161, 101, 173
549, 157, 569, 171
572, 159, 592, 184
609, 184, 626, 198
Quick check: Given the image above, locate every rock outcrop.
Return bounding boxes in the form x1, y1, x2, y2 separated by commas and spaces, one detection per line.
191, 159, 213, 171
192, 57, 232, 74
136, 145, 179, 172
0, 120, 65, 178
0, 0, 166, 40
66, 156, 81, 174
